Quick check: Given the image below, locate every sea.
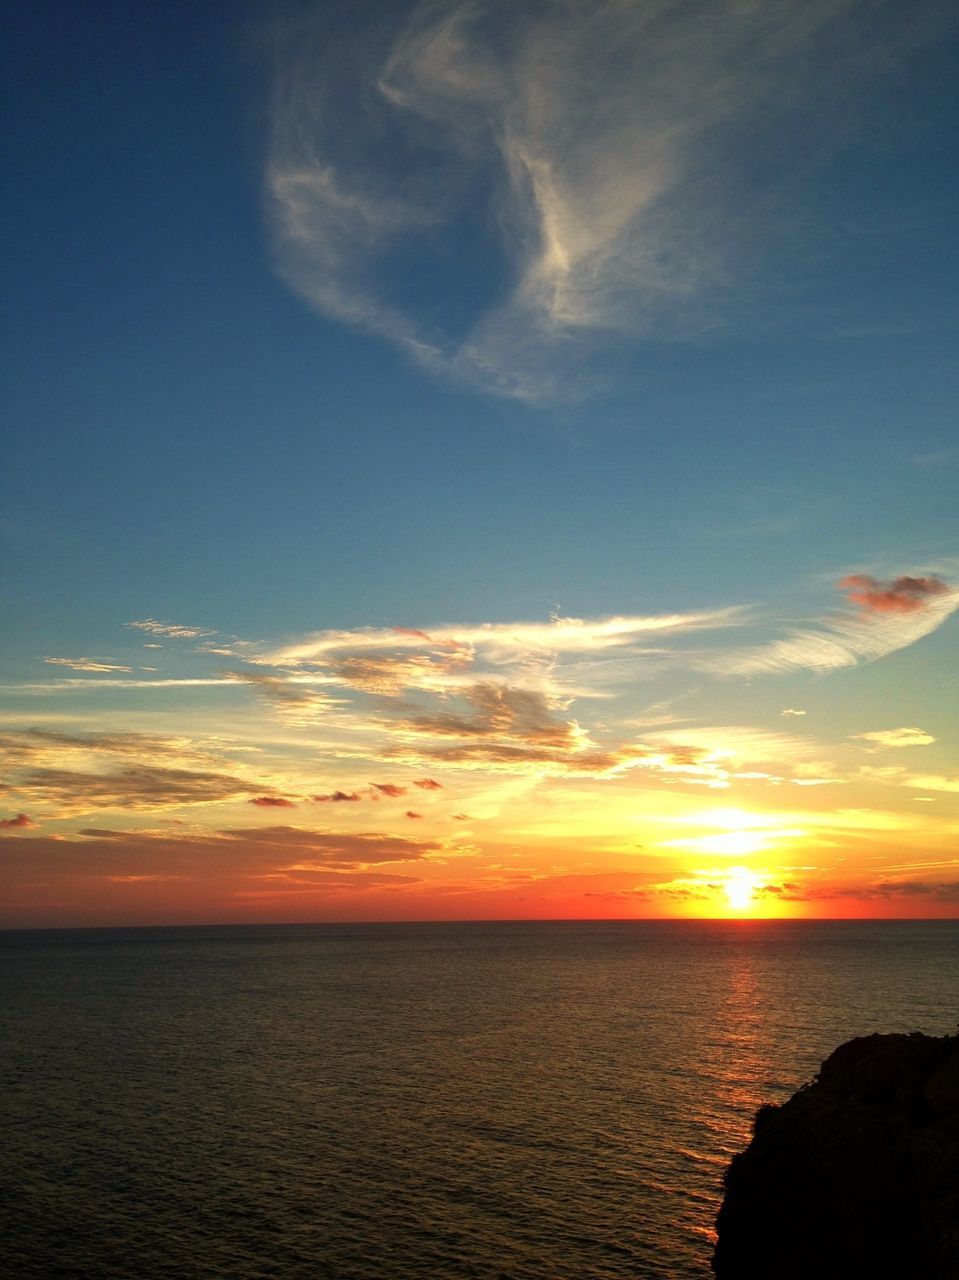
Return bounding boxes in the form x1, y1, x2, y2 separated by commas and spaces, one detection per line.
1, 919, 956, 1279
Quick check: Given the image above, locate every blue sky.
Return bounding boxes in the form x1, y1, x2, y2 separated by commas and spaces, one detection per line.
2, 1, 958, 924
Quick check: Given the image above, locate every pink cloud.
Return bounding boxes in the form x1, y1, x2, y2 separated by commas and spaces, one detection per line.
839, 574, 949, 614
249, 796, 297, 808
413, 777, 443, 790
313, 790, 362, 802
0, 813, 36, 829
372, 782, 407, 798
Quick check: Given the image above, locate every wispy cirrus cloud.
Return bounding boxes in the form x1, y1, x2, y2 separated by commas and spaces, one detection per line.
704, 573, 959, 677
267, 0, 934, 399
262, 609, 739, 669
43, 657, 133, 673
127, 619, 215, 639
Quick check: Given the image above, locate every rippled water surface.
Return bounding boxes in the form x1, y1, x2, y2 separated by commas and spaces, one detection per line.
2, 920, 957, 1278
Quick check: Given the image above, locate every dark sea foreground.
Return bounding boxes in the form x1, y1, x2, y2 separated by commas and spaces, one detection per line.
2, 920, 957, 1279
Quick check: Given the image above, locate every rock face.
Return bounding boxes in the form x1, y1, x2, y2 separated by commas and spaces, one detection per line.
712, 1032, 959, 1279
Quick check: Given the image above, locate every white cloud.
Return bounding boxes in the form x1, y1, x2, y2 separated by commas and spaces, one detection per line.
127, 619, 214, 639
261, 609, 741, 669
266, 0, 924, 399
852, 727, 936, 749
43, 657, 133, 673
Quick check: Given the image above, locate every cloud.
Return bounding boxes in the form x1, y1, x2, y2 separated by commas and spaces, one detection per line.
127, 619, 214, 639
0, 828, 447, 897
326, 653, 464, 695
223, 670, 342, 722
43, 657, 133, 673
852, 727, 936, 749
0, 813, 35, 829
839, 574, 950, 614
413, 777, 443, 790
0, 728, 226, 767
707, 573, 959, 676
262, 610, 741, 670
9, 766, 265, 816
249, 796, 297, 808
387, 738, 645, 777
403, 682, 583, 748
312, 782, 437, 803
781, 708, 806, 717
405, 810, 422, 820
371, 782, 407, 798
2, 678, 242, 694
266, 0, 931, 399
901, 775, 959, 795
219, 826, 441, 864
754, 876, 959, 904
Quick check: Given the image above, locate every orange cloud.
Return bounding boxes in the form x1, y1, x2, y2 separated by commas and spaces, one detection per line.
249, 796, 297, 808
414, 777, 443, 789
0, 813, 36, 829
393, 627, 433, 641
313, 790, 363, 802
839, 574, 949, 614
405, 810, 422, 819
371, 782, 407, 798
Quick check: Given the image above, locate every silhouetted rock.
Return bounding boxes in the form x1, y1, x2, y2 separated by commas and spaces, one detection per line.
712, 1032, 959, 1279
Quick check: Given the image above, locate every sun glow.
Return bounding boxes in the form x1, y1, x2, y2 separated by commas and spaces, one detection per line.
723, 866, 762, 912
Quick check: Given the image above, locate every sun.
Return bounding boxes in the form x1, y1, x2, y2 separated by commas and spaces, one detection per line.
723, 866, 761, 912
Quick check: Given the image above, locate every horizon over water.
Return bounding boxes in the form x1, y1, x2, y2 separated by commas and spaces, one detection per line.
2, 919, 957, 1278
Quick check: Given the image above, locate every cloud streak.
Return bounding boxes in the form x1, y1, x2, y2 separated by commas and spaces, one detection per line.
852, 727, 935, 749
43, 657, 133, 673
127, 619, 214, 639
705, 575, 959, 677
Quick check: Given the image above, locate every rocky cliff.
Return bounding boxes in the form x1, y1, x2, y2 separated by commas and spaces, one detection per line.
712, 1032, 959, 1279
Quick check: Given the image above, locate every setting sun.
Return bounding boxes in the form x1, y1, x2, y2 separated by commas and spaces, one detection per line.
723, 867, 762, 912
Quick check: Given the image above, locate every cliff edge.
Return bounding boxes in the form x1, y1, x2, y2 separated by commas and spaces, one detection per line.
712, 1032, 959, 1279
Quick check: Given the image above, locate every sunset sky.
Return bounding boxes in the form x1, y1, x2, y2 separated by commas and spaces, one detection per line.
2, 0, 958, 926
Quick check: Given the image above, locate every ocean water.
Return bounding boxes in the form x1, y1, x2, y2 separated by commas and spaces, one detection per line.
1, 920, 956, 1279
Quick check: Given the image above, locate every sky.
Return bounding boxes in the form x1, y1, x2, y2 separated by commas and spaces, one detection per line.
2, 0, 958, 927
